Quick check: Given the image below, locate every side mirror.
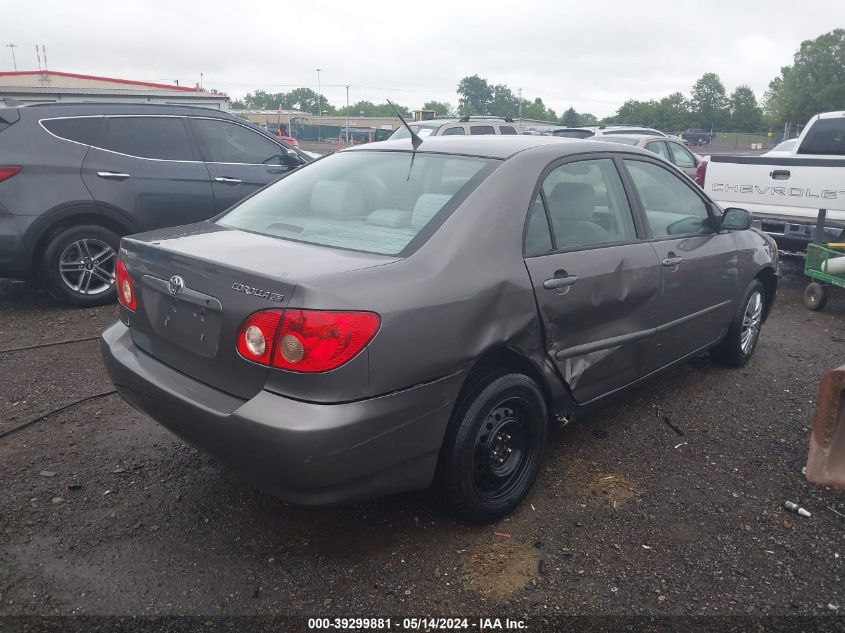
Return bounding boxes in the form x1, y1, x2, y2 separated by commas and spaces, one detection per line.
722, 207, 752, 231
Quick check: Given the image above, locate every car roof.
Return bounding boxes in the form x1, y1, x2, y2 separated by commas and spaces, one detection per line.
596, 134, 668, 142
15, 102, 238, 118
343, 135, 652, 160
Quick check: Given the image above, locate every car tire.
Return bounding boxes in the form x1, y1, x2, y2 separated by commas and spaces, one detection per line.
41, 224, 120, 307
804, 282, 828, 311
438, 372, 548, 523
710, 280, 766, 367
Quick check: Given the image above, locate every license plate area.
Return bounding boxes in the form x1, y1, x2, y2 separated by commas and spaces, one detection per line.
140, 276, 222, 358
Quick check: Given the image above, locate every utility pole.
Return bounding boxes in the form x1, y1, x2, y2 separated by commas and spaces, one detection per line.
345, 85, 350, 144
518, 87, 522, 121
316, 68, 322, 141
5, 44, 17, 71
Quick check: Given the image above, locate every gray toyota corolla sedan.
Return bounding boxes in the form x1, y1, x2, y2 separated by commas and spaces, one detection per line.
101, 135, 779, 523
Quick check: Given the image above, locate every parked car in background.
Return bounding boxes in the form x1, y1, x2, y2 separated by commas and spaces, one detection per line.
388, 116, 520, 139
680, 128, 714, 146
102, 135, 779, 523
701, 111, 845, 250
552, 125, 668, 139
764, 138, 798, 156
0, 102, 311, 306
595, 134, 702, 179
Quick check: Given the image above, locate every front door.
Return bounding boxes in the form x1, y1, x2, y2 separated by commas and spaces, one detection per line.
81, 115, 214, 231
523, 156, 662, 404
622, 157, 738, 373
190, 117, 301, 213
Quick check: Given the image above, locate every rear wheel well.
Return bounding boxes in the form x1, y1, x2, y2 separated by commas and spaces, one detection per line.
456, 347, 554, 424
756, 266, 778, 321
32, 213, 131, 274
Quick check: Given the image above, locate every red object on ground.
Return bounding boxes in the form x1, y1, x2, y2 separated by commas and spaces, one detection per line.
806, 364, 845, 489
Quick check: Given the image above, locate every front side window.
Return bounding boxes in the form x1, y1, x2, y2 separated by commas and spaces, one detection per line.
668, 142, 696, 168
645, 141, 670, 161
193, 119, 286, 165
95, 117, 193, 160
218, 151, 496, 255
470, 125, 495, 135
540, 158, 637, 249
624, 159, 712, 238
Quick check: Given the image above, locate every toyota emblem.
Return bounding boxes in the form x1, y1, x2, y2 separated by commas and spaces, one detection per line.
168, 275, 185, 296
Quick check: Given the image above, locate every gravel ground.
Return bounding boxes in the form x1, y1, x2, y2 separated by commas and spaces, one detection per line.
1, 258, 845, 620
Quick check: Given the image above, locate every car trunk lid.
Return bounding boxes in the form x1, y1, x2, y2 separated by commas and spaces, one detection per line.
120, 222, 397, 399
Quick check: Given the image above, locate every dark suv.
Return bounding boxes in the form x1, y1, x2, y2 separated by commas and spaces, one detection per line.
0, 102, 310, 306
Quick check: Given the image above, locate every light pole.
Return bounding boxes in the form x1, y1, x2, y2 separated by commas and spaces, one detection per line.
316, 68, 322, 141
345, 85, 350, 144
6, 44, 17, 71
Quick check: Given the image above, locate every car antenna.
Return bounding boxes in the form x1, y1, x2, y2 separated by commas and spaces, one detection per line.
388, 99, 422, 150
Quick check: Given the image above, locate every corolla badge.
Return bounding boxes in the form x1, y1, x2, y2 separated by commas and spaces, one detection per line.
168, 275, 185, 296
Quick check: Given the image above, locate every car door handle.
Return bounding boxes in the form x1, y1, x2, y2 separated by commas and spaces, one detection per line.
770, 169, 790, 180
543, 275, 578, 290
214, 177, 242, 184
662, 256, 683, 267
96, 171, 130, 179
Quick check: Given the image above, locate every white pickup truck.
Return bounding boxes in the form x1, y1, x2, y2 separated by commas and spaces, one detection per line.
701, 111, 845, 249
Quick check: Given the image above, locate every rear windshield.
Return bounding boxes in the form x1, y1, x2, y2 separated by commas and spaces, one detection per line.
388, 125, 437, 140
798, 117, 845, 155
218, 151, 497, 255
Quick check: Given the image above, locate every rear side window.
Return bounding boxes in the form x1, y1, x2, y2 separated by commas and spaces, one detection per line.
441, 126, 465, 135
470, 125, 495, 135
193, 118, 286, 165
540, 158, 637, 249
95, 117, 193, 160
500, 126, 518, 135
42, 117, 102, 145
798, 117, 845, 155
645, 141, 670, 161
218, 151, 496, 256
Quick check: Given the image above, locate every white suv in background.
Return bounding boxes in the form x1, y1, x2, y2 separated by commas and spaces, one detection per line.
388, 116, 520, 140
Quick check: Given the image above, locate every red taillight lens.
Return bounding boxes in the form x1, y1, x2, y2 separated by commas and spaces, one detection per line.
694, 160, 707, 188
272, 309, 381, 372
0, 166, 21, 183
236, 309, 380, 371
236, 309, 283, 365
115, 259, 137, 311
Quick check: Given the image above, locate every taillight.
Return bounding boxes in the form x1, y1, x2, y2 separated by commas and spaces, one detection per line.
236, 309, 380, 372
115, 259, 137, 312
236, 309, 283, 365
0, 166, 21, 183
694, 160, 707, 188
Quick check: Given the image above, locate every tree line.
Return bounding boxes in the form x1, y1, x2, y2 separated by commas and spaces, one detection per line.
230, 29, 844, 132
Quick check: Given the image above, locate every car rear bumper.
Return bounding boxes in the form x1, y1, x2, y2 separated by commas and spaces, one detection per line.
100, 321, 465, 506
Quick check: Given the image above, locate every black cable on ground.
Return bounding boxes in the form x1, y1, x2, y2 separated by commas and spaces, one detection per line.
0, 335, 100, 355
0, 390, 116, 439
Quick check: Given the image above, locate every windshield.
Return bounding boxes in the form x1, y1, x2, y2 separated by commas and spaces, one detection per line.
218, 151, 496, 256
388, 125, 437, 140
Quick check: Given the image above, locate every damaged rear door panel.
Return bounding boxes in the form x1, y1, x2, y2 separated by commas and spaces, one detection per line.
523, 155, 662, 404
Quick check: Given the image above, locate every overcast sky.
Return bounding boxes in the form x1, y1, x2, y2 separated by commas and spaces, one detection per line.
5, 0, 844, 117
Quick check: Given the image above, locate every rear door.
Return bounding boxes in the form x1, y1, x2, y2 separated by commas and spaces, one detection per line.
190, 117, 301, 212
523, 155, 662, 403
81, 115, 214, 231
622, 157, 738, 372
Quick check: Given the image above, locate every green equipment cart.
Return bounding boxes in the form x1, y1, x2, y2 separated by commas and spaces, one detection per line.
804, 243, 845, 311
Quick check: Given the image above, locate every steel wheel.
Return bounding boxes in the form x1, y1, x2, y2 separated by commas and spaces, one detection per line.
58, 238, 116, 296
472, 398, 534, 503
740, 290, 763, 355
